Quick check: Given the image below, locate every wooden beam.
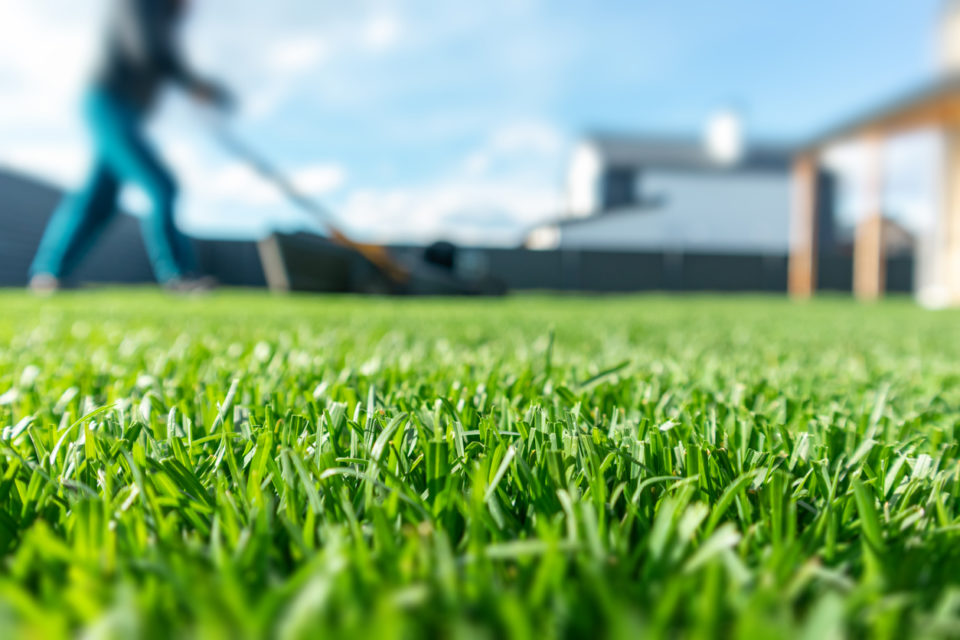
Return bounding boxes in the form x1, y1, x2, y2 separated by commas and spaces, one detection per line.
852, 137, 886, 301
860, 98, 960, 141
788, 154, 818, 299
811, 91, 960, 155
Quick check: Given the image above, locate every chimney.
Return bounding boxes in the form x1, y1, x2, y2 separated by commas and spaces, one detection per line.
704, 110, 744, 166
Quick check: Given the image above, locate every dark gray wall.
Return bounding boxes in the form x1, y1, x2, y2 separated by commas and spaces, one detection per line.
194, 240, 267, 288
443, 247, 912, 294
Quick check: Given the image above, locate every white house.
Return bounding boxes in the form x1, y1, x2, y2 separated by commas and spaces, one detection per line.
527, 122, 798, 254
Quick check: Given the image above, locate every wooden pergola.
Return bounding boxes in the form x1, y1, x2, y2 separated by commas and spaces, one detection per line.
789, 75, 960, 301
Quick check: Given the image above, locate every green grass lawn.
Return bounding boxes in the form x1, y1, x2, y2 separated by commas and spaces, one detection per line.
2, 291, 960, 639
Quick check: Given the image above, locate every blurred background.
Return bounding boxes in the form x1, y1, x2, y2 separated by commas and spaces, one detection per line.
0, 0, 954, 294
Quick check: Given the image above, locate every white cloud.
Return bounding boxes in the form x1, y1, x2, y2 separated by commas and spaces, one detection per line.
0, 1, 100, 176
462, 121, 565, 177
240, 36, 332, 121
0, 2, 99, 91
293, 165, 348, 195
489, 121, 565, 155
204, 162, 346, 206
265, 37, 330, 74
2, 142, 88, 186
208, 164, 279, 205
342, 180, 562, 246
463, 152, 491, 177
338, 120, 568, 245
363, 14, 402, 51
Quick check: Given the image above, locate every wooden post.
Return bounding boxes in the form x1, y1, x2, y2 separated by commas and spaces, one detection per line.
788, 154, 818, 298
257, 235, 292, 292
913, 128, 953, 307
941, 126, 960, 305
853, 136, 886, 300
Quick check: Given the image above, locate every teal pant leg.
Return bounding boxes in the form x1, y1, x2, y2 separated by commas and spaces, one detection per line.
30, 89, 195, 283
30, 161, 120, 278
89, 92, 195, 282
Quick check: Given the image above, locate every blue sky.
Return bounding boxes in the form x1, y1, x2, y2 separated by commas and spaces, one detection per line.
0, 0, 947, 243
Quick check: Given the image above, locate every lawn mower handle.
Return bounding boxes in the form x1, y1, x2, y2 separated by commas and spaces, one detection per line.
209, 123, 409, 284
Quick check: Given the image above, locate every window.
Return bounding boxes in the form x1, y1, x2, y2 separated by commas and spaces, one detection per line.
601, 167, 636, 210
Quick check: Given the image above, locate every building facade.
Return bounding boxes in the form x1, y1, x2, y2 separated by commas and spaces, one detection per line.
527, 134, 804, 254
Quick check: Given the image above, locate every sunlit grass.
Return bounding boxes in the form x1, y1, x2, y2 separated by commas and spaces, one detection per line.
1, 291, 959, 638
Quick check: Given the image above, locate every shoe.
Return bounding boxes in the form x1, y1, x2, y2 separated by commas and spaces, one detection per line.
29, 273, 60, 296
164, 275, 218, 294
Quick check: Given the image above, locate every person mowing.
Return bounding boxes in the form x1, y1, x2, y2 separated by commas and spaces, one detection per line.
29, 0, 232, 293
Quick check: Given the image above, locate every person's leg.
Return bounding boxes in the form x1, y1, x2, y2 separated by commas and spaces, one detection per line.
94, 97, 196, 283
29, 161, 120, 279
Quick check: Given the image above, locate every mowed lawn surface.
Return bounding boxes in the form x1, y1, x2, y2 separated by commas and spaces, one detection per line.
2, 291, 960, 638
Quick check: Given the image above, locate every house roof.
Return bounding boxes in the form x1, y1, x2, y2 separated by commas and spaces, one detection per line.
802, 73, 960, 152
583, 132, 794, 172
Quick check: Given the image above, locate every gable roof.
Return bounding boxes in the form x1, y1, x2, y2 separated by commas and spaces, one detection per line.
583, 132, 794, 172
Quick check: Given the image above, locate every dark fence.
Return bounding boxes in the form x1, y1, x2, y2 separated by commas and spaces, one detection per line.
0, 168, 918, 294
0, 202, 914, 295
194, 240, 267, 288
815, 253, 913, 294
464, 248, 913, 294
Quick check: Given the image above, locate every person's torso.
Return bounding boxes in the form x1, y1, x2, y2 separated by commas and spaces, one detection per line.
95, 0, 184, 113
